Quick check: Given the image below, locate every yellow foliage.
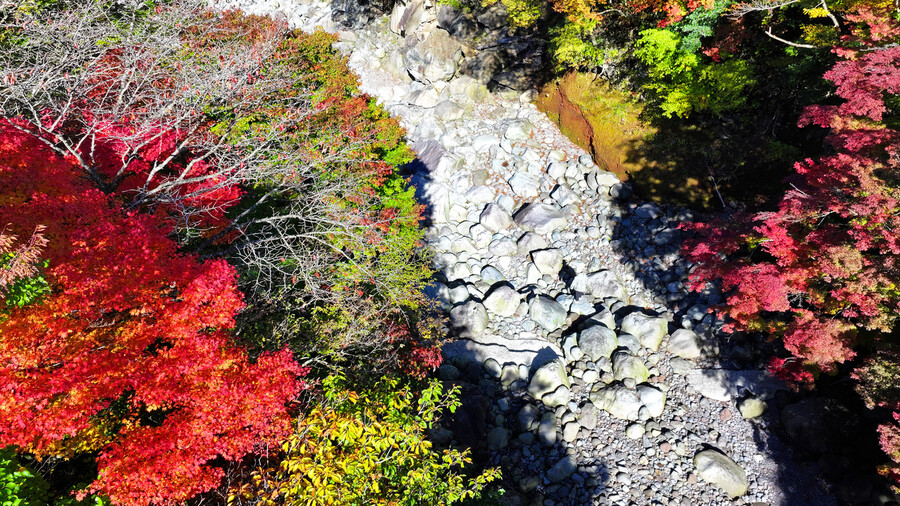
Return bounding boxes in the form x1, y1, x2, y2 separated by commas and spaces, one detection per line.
231, 376, 500, 505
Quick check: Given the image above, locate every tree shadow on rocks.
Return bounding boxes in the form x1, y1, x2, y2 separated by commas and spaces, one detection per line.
437, 358, 611, 505
602, 191, 863, 504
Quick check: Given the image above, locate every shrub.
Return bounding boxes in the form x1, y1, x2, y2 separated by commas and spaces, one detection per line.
231, 376, 500, 505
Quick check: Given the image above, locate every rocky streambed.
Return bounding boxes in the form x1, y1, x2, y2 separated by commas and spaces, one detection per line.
216, 0, 893, 504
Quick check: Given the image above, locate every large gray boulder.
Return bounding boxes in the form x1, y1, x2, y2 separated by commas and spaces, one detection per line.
449, 301, 488, 338
591, 384, 642, 421
612, 352, 650, 383
403, 29, 463, 83
528, 359, 569, 401
620, 312, 668, 351
586, 270, 626, 300
578, 324, 618, 361
693, 449, 749, 498
514, 204, 567, 235
531, 249, 563, 276
483, 285, 520, 317
686, 369, 785, 402
479, 203, 512, 232
668, 328, 703, 359
529, 295, 567, 331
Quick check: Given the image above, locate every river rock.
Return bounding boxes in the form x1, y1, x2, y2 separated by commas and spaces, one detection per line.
539, 412, 556, 445
547, 456, 577, 483
668, 328, 703, 359
531, 249, 563, 276
686, 369, 784, 402
486, 426, 508, 450
479, 203, 512, 232
508, 172, 540, 198
637, 384, 666, 418
514, 204, 567, 235
529, 295, 566, 331
586, 270, 626, 300
450, 300, 488, 338
738, 397, 767, 419
591, 384, 642, 421
620, 312, 668, 352
578, 324, 618, 361
528, 358, 569, 401
612, 352, 650, 383
693, 449, 749, 498
483, 285, 520, 317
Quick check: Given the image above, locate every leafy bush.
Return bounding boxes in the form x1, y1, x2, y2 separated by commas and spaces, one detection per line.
232, 376, 500, 505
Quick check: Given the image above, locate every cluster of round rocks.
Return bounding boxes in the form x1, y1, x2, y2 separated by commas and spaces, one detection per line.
215, 0, 838, 504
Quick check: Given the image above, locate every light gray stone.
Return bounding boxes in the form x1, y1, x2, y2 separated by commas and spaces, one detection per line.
563, 421, 580, 442
517, 232, 548, 255
625, 423, 645, 439
693, 449, 749, 498
480, 266, 505, 284
514, 204, 567, 235
620, 312, 668, 352
612, 352, 650, 383
577, 403, 598, 430
449, 301, 488, 338
505, 119, 533, 141
538, 412, 556, 445
479, 203, 512, 232
465, 185, 495, 204
489, 237, 517, 256
586, 270, 626, 300
636, 384, 666, 418
483, 285, 521, 317
668, 328, 703, 359
518, 404, 539, 431
542, 385, 571, 408
591, 385, 642, 421
686, 369, 785, 402
404, 29, 464, 83
578, 325, 618, 361
528, 358, 570, 400
531, 249, 563, 276
529, 295, 567, 331
508, 172, 541, 198
389, 0, 426, 35
551, 183, 579, 207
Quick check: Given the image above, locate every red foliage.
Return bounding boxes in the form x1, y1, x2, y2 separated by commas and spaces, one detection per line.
682, 8, 900, 385
0, 122, 302, 505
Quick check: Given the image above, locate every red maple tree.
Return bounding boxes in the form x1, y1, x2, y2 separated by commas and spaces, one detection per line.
0, 121, 303, 505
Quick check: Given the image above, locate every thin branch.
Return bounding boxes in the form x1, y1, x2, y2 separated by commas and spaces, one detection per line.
764, 26, 816, 48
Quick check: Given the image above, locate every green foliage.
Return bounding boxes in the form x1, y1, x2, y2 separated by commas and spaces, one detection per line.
671, 0, 734, 53
0, 447, 49, 506
488, 0, 544, 27
549, 18, 618, 71
635, 27, 755, 117
0, 447, 107, 506
1, 259, 50, 308
233, 376, 501, 505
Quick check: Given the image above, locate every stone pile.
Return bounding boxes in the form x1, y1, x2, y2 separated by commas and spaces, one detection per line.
215, 0, 839, 504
